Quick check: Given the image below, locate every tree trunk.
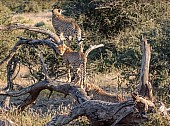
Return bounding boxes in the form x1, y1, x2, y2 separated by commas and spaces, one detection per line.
138, 39, 154, 101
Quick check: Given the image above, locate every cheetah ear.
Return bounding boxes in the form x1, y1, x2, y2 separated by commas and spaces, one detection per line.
61, 9, 65, 13
58, 39, 63, 45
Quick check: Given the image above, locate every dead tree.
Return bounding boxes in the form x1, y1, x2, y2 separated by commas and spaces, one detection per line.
136, 39, 170, 118
0, 24, 169, 125
0, 82, 90, 111
0, 78, 168, 125
138, 39, 154, 101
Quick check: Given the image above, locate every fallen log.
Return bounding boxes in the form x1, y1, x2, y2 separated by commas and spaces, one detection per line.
0, 80, 153, 125
0, 81, 90, 111
45, 93, 151, 126
0, 24, 169, 125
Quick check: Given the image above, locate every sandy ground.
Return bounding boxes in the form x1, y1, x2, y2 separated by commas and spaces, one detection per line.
12, 11, 52, 27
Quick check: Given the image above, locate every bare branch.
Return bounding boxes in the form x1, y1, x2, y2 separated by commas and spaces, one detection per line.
0, 23, 62, 44
0, 80, 90, 110
85, 44, 104, 57
0, 38, 59, 66
95, 6, 113, 10
167, 108, 170, 112
39, 51, 51, 81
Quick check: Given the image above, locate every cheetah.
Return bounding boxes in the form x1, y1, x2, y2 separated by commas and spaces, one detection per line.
52, 8, 84, 52
85, 83, 125, 102
57, 43, 87, 88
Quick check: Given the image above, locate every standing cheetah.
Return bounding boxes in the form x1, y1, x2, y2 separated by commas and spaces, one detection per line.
52, 8, 84, 52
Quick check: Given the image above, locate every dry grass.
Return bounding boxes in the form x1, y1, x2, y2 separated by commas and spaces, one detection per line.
0, 107, 52, 126
0, 99, 90, 126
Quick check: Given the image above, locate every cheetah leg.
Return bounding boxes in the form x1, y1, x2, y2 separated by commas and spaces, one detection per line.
83, 63, 86, 89
71, 68, 81, 86
65, 37, 71, 46
77, 64, 86, 89
79, 43, 83, 52
78, 68, 84, 89
79, 65, 85, 89
66, 64, 71, 83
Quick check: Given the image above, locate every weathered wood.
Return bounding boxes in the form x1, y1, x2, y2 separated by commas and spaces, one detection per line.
39, 51, 51, 80
0, 81, 90, 110
0, 56, 19, 110
85, 44, 104, 57
0, 23, 62, 44
0, 80, 125, 110
138, 39, 154, 101
0, 23, 169, 125
45, 98, 149, 126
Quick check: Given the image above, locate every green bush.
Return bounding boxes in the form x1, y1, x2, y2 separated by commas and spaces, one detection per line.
53, 0, 170, 95
14, 1, 40, 13
34, 22, 45, 27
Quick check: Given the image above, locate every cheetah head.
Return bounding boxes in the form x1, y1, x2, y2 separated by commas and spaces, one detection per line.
57, 44, 66, 55
52, 8, 63, 16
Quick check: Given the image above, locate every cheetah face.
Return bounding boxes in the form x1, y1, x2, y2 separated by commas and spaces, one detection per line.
57, 44, 66, 55
52, 9, 62, 15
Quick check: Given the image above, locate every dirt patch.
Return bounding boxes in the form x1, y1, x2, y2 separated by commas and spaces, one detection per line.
12, 11, 52, 27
